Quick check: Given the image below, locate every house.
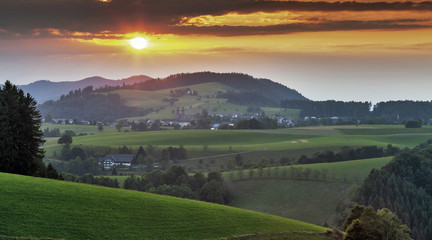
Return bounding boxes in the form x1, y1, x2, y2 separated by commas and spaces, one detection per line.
99, 154, 135, 169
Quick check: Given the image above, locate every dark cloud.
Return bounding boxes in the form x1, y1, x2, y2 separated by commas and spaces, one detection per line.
169, 20, 431, 36
0, 0, 431, 37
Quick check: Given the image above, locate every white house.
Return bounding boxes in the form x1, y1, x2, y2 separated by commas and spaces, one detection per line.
99, 154, 135, 169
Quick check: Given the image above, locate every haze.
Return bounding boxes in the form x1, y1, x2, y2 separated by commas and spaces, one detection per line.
1, 0, 431, 103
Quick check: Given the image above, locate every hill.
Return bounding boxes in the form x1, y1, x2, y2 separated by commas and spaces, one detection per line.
0, 173, 331, 240
17, 75, 151, 104
37, 72, 307, 121
128, 72, 308, 104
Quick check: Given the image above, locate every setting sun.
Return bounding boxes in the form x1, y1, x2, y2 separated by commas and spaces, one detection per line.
129, 37, 149, 50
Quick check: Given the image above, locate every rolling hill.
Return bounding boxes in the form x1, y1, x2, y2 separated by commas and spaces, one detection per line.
17, 75, 151, 104
37, 72, 307, 121
0, 173, 332, 240
127, 72, 307, 104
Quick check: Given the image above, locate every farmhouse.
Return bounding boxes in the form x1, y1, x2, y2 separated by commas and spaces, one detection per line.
99, 154, 135, 169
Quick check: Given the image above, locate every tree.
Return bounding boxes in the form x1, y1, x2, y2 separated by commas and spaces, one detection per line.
46, 163, 59, 179
150, 120, 161, 131
0, 81, 45, 176
405, 120, 422, 128
207, 171, 223, 183
189, 172, 206, 191
146, 156, 154, 172
146, 144, 155, 156
234, 154, 243, 167
200, 180, 225, 204
118, 145, 131, 154
159, 149, 170, 170
71, 147, 86, 160
44, 114, 53, 123
115, 120, 126, 132
58, 134, 73, 145
344, 205, 412, 240
60, 143, 73, 160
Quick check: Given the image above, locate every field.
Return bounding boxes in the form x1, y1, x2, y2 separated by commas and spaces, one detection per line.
223, 157, 393, 183
0, 173, 331, 240
42, 125, 432, 162
36, 124, 432, 235
229, 179, 352, 226
107, 82, 301, 120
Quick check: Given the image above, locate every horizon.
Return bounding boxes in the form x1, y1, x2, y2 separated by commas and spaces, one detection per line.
1, 70, 430, 105
1, 0, 431, 103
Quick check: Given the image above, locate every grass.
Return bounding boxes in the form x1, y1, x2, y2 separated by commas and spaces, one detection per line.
223, 157, 393, 183
228, 179, 352, 226
41, 123, 118, 134
41, 125, 432, 160
338, 125, 432, 135
0, 173, 329, 240
225, 156, 392, 227
107, 82, 301, 120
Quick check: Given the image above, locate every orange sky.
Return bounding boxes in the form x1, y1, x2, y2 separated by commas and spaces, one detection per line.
0, 0, 431, 103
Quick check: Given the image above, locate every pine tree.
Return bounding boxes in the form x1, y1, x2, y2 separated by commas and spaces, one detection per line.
0, 81, 45, 176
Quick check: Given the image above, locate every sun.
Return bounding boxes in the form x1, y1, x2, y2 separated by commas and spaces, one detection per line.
129, 37, 149, 50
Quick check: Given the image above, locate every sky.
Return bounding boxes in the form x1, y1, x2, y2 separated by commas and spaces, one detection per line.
0, 0, 432, 103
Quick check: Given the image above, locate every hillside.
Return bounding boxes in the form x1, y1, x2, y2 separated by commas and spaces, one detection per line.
18, 75, 151, 104
0, 173, 331, 240
37, 72, 307, 121
128, 72, 308, 104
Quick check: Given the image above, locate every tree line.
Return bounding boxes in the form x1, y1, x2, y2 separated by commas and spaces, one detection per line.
281, 99, 432, 122
297, 145, 401, 164
123, 165, 232, 204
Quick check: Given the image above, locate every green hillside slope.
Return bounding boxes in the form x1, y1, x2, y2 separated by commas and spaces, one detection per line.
0, 173, 329, 240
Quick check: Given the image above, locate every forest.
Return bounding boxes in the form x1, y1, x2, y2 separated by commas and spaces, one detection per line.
357, 140, 432, 240
38, 86, 151, 121
282, 99, 432, 122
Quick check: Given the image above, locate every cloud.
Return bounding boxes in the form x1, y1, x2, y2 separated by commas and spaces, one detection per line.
169, 19, 431, 36
0, 0, 431, 37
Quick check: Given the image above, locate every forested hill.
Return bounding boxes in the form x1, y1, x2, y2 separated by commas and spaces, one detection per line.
17, 75, 151, 104
38, 86, 151, 121
125, 72, 308, 103
358, 141, 432, 240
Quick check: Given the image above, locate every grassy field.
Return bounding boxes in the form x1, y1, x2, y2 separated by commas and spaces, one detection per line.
0, 173, 331, 240
228, 179, 352, 226
225, 157, 392, 227
224, 156, 393, 183
42, 125, 432, 160
107, 82, 300, 120
42, 123, 118, 134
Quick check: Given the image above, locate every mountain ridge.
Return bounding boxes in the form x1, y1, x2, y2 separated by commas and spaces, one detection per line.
15, 75, 152, 104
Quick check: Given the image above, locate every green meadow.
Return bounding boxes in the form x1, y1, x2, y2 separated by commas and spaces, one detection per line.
42, 125, 432, 160
224, 157, 392, 226
229, 179, 352, 226
223, 156, 393, 183
0, 173, 330, 240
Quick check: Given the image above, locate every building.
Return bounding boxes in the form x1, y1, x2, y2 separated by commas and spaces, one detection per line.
99, 154, 135, 169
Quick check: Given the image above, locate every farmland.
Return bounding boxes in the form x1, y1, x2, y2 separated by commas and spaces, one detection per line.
42, 124, 432, 162
0, 173, 331, 240
229, 179, 352, 226
39, 124, 432, 231
223, 157, 393, 183
224, 157, 392, 226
